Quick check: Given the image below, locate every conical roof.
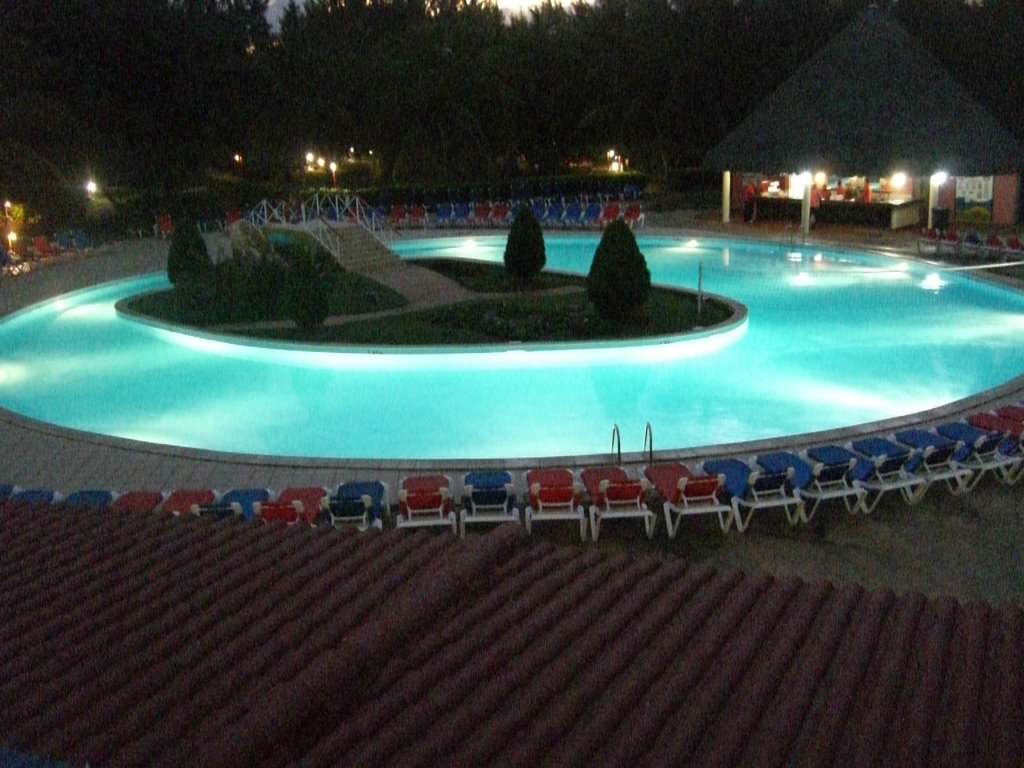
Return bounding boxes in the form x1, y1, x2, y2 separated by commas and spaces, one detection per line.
703, 8, 1023, 176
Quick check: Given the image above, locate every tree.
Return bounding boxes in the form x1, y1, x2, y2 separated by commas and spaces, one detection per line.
587, 219, 650, 325
167, 218, 211, 286
503, 204, 546, 284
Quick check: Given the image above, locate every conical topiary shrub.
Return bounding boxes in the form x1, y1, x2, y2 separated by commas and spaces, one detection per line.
503, 204, 546, 285
587, 218, 651, 324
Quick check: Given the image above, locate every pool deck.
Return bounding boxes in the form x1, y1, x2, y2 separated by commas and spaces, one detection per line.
2, 220, 1023, 498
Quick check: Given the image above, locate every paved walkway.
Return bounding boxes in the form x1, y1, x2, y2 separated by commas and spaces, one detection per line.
1, 227, 1022, 498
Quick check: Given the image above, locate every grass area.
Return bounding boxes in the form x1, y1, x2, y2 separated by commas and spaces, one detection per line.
415, 257, 581, 292
255, 260, 733, 345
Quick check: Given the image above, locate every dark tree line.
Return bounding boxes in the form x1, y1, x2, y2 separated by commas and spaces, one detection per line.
2, 0, 1021, 210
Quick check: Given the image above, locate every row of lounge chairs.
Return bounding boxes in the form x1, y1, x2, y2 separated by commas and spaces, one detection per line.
917, 227, 1023, 260
0, 483, 388, 530
4, 406, 1022, 540
387, 199, 645, 230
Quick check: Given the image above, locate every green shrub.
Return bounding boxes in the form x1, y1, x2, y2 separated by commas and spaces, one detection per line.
503, 205, 546, 284
167, 218, 211, 286
287, 242, 329, 330
587, 219, 651, 324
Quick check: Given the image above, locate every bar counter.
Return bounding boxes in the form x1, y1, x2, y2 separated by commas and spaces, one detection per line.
751, 196, 924, 229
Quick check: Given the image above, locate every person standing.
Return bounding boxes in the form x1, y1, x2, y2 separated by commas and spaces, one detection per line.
743, 180, 756, 223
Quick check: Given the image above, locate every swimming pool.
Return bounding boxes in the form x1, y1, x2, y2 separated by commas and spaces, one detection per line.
1, 234, 1023, 461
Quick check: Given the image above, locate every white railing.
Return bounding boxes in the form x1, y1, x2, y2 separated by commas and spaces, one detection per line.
248, 194, 393, 247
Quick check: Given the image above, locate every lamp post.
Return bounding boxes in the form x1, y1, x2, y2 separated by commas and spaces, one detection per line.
329, 161, 337, 187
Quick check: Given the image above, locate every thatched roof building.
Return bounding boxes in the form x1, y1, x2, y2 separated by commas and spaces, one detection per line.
703, 7, 1023, 177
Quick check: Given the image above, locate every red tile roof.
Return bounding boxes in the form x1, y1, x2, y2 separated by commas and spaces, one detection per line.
1, 500, 1022, 767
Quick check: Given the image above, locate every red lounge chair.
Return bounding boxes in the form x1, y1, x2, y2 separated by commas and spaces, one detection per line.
31, 236, 59, 258
224, 210, 242, 226
110, 490, 165, 514
254, 499, 303, 524
996, 404, 1024, 423
623, 202, 645, 229
968, 412, 1024, 439
276, 486, 328, 524
598, 202, 621, 228
489, 201, 512, 227
473, 202, 492, 228
581, 466, 655, 541
644, 461, 732, 536
396, 474, 456, 533
161, 488, 218, 515
388, 204, 408, 228
523, 467, 587, 540
155, 214, 174, 239
407, 204, 427, 228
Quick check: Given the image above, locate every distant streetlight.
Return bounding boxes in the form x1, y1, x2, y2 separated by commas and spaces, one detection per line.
233, 153, 243, 166
305, 151, 314, 165
316, 156, 325, 169
7, 231, 16, 251
86, 179, 98, 198
329, 161, 337, 186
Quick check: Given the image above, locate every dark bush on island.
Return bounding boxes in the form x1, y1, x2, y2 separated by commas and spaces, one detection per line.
503, 205, 546, 285
287, 241, 329, 330
167, 218, 212, 286
587, 219, 651, 324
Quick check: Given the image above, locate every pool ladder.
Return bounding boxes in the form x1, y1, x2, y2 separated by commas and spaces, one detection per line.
609, 421, 654, 465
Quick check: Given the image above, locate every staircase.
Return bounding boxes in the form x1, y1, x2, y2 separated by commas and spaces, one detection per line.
302, 218, 399, 274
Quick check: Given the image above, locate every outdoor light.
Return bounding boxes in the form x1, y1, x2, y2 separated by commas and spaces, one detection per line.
931, 171, 948, 186
813, 171, 827, 187
85, 179, 97, 197
317, 156, 325, 168
305, 151, 314, 164
891, 172, 907, 189
329, 161, 337, 185
233, 153, 243, 165
7, 232, 16, 248
607, 149, 615, 160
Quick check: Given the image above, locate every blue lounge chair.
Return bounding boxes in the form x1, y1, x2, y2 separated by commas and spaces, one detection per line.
562, 200, 583, 227
433, 203, 454, 228
194, 487, 272, 521
580, 201, 603, 228
323, 480, 388, 530
543, 201, 565, 228
936, 421, 1024, 488
65, 489, 117, 510
530, 200, 548, 223
459, 470, 519, 538
452, 203, 473, 228
10, 489, 63, 506
0, 484, 22, 502
849, 437, 927, 512
802, 445, 867, 516
893, 428, 972, 497
702, 457, 803, 532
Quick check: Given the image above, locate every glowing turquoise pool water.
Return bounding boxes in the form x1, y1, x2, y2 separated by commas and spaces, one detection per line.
1, 234, 1023, 460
